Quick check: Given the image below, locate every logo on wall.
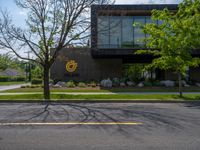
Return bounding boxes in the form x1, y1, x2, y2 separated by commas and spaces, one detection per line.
66, 60, 78, 73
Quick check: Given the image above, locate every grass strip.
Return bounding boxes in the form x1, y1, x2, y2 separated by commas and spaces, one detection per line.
0, 94, 200, 101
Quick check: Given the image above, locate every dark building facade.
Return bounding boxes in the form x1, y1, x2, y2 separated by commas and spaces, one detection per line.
51, 4, 200, 82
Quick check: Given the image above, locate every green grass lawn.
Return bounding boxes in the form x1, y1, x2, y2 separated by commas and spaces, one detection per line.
0, 94, 200, 101
2, 86, 200, 93
0, 82, 26, 86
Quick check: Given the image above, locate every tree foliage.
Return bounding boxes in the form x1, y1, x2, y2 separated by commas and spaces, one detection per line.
0, 0, 114, 100
136, 0, 200, 96
0, 53, 26, 71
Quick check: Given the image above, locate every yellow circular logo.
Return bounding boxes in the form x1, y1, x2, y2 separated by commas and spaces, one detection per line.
66, 60, 78, 73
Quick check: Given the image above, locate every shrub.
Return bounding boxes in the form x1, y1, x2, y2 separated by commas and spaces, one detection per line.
89, 81, 97, 87
66, 81, 75, 88
112, 78, 120, 87
152, 81, 162, 86
31, 78, 43, 85
143, 81, 152, 86
78, 82, 86, 88
11, 76, 26, 82
0, 76, 10, 82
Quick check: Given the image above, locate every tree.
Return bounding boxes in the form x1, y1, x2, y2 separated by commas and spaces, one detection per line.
0, 0, 114, 100
136, 0, 200, 97
0, 53, 26, 71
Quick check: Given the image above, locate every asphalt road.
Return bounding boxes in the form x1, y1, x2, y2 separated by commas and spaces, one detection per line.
0, 102, 200, 150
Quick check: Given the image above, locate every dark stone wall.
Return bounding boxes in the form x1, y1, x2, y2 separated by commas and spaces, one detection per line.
50, 48, 122, 82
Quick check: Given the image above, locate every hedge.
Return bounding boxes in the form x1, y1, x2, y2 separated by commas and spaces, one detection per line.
31, 78, 43, 85
0, 76, 26, 82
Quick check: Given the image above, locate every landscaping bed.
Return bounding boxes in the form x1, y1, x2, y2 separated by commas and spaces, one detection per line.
2, 86, 200, 93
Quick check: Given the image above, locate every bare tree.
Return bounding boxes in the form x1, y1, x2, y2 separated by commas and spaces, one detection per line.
0, 0, 114, 100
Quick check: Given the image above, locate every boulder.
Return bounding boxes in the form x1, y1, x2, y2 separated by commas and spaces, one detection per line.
182, 80, 190, 87
196, 83, 200, 87
100, 78, 112, 88
137, 82, 144, 88
52, 84, 61, 88
56, 81, 66, 87
126, 81, 135, 86
120, 82, 126, 87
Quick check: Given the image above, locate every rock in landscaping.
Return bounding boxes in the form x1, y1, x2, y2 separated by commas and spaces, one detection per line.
182, 80, 190, 87
137, 82, 144, 88
120, 82, 126, 87
160, 80, 175, 87
126, 81, 135, 86
100, 78, 112, 88
196, 83, 200, 87
52, 84, 61, 88
56, 81, 66, 87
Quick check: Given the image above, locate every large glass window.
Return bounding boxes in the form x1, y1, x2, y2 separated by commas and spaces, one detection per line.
122, 16, 134, 48
110, 16, 121, 48
133, 16, 145, 48
97, 16, 109, 48
97, 15, 156, 49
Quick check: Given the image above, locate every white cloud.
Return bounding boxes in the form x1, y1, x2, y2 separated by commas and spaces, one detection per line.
115, 0, 182, 4
19, 11, 27, 16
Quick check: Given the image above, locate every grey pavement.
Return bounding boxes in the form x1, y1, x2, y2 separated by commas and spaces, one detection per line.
0, 102, 200, 150
0, 83, 30, 92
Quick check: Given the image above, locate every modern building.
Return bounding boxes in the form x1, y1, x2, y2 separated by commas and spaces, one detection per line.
51, 4, 200, 82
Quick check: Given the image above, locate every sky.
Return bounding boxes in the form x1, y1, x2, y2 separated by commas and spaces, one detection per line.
0, 0, 182, 27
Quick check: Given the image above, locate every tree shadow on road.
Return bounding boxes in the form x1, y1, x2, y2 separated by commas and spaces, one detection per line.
3, 102, 195, 137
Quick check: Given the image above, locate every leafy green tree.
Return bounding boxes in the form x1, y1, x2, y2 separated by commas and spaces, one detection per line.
0, 54, 26, 71
136, 0, 200, 97
0, 0, 113, 100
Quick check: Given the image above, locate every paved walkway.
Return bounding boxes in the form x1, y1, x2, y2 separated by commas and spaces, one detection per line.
0, 84, 30, 92
0, 92, 200, 95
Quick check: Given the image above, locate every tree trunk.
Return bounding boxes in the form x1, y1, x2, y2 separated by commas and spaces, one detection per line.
43, 66, 50, 101
178, 72, 183, 97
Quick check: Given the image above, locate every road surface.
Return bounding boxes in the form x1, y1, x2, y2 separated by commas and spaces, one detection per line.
0, 102, 200, 150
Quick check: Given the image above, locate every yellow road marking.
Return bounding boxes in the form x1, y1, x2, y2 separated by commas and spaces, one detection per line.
0, 122, 143, 126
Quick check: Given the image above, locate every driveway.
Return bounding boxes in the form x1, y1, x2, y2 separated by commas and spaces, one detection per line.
0, 102, 200, 150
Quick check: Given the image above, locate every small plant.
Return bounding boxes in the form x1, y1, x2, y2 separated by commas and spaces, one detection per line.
78, 82, 86, 88
152, 81, 162, 86
66, 81, 76, 88
89, 81, 97, 87
112, 78, 120, 87
143, 81, 152, 86
31, 78, 42, 85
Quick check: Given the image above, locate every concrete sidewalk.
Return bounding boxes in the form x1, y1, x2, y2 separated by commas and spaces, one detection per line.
0, 83, 30, 92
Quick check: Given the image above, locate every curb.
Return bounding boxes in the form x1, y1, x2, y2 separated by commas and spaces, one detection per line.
0, 99, 200, 104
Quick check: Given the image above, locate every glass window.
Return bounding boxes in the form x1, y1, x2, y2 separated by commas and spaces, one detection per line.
122, 16, 134, 48
97, 16, 109, 48
110, 16, 122, 48
146, 16, 153, 24
133, 16, 145, 48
